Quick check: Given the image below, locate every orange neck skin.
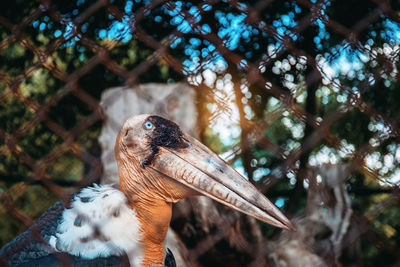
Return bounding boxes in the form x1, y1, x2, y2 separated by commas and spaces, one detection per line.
118, 163, 172, 267
118, 159, 195, 266
129, 196, 172, 267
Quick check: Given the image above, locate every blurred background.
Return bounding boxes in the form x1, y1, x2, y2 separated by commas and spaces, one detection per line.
0, 0, 399, 266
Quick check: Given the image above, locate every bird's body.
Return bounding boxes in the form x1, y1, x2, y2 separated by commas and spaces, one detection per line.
1, 114, 294, 266
0, 185, 176, 266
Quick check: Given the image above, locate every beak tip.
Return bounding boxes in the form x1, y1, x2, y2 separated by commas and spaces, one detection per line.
271, 211, 296, 231
277, 222, 295, 232
283, 217, 296, 231
284, 219, 296, 231
288, 224, 297, 232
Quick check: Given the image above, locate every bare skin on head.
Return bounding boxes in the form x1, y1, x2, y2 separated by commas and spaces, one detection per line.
115, 114, 294, 266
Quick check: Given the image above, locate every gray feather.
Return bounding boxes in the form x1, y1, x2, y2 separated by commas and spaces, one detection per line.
0, 195, 74, 266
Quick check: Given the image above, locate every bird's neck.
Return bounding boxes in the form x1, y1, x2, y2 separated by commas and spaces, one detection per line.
117, 155, 187, 266
119, 161, 172, 267
130, 198, 172, 267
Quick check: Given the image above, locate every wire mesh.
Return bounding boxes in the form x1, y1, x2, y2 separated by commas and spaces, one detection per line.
0, 0, 399, 266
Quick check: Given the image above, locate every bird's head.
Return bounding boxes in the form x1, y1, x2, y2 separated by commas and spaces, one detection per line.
115, 114, 294, 231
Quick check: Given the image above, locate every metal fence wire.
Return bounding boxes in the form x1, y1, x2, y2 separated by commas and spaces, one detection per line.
0, 0, 399, 266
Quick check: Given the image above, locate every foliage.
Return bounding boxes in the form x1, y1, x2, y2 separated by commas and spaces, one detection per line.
0, 0, 399, 265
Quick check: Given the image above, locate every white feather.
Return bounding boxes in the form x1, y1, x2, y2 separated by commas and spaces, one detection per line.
49, 184, 143, 266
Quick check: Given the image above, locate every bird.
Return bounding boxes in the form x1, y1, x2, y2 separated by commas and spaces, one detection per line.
0, 114, 294, 267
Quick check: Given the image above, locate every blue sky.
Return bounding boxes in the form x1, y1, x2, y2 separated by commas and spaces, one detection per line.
31, 0, 400, 77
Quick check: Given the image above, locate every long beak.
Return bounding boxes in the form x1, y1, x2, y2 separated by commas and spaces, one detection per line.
149, 134, 295, 231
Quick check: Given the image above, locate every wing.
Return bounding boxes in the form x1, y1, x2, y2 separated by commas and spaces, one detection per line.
15, 250, 173, 267
16, 253, 130, 267
164, 248, 176, 267
0, 184, 142, 266
0, 194, 72, 266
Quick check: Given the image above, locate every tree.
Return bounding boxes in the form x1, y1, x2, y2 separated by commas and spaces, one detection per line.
0, 0, 399, 265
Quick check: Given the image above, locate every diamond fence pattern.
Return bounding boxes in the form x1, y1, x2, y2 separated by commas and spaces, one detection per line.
0, 0, 399, 266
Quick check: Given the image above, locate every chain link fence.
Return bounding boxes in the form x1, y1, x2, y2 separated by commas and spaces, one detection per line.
0, 0, 399, 266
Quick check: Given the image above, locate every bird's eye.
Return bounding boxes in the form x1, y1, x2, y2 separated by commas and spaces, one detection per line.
144, 121, 153, 130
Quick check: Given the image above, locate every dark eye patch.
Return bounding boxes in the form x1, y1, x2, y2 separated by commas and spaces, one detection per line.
141, 116, 188, 168
148, 116, 188, 149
